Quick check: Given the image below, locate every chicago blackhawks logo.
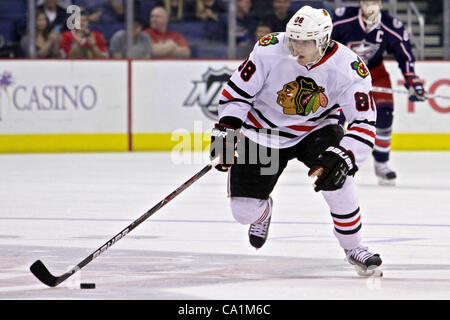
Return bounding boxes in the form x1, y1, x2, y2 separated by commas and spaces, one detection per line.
258, 33, 279, 46
276, 76, 328, 116
351, 57, 369, 79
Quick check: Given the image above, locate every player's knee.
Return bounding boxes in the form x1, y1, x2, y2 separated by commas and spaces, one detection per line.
321, 177, 359, 214
230, 197, 270, 224
376, 106, 393, 129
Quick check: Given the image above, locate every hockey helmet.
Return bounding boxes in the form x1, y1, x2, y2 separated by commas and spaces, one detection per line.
285, 6, 332, 56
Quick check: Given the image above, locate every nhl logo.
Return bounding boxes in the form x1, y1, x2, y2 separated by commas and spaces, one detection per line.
0, 70, 14, 121
184, 67, 234, 121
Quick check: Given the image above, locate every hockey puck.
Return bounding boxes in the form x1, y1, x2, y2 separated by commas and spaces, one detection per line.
80, 283, 96, 289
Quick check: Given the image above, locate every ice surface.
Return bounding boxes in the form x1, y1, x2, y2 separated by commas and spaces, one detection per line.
0, 151, 449, 299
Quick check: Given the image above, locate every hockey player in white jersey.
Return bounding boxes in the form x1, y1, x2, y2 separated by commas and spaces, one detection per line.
210, 6, 382, 276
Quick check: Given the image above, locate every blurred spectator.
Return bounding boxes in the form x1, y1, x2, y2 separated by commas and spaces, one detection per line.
237, 20, 272, 58
250, 0, 273, 20
20, 9, 61, 58
236, 0, 257, 43
195, 0, 225, 22
254, 20, 272, 40
265, 0, 293, 32
37, 0, 70, 32
59, 9, 108, 58
37, 0, 72, 10
73, 0, 124, 23
110, 19, 152, 58
217, 0, 257, 45
322, 1, 334, 13
143, 6, 191, 58
156, 0, 196, 22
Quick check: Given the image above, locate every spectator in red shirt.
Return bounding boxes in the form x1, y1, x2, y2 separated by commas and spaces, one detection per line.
60, 9, 108, 59
144, 6, 191, 58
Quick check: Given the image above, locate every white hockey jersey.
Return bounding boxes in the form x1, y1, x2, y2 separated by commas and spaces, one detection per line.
218, 32, 376, 167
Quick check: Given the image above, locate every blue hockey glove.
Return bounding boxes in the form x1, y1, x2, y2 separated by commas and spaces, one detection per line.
405, 76, 427, 102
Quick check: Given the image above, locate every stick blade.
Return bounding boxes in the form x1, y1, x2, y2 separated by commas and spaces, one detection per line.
30, 260, 60, 287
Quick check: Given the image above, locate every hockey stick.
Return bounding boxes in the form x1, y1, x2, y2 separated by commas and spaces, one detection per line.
372, 86, 450, 100
30, 160, 217, 287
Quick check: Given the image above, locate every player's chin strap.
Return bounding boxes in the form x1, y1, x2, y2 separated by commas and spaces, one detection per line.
307, 40, 332, 68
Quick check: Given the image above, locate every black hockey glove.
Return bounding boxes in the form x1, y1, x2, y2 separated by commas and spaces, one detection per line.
308, 146, 357, 192
210, 123, 239, 172
404, 75, 427, 102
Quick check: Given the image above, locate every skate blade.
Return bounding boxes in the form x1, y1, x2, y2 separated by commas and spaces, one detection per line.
354, 264, 383, 277
377, 177, 396, 186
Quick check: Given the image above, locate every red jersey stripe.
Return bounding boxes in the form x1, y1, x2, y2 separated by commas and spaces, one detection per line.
333, 215, 361, 227
247, 112, 264, 128
222, 89, 234, 100
348, 126, 376, 139
287, 125, 317, 131
309, 42, 339, 70
375, 140, 391, 147
254, 203, 270, 224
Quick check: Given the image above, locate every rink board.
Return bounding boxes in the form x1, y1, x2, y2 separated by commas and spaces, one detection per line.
0, 60, 128, 152
0, 59, 449, 152
0, 133, 128, 153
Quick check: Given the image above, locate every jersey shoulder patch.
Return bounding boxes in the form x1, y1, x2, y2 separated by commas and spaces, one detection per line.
334, 7, 346, 17
332, 6, 359, 21
381, 11, 404, 30
350, 57, 369, 79
380, 12, 406, 40
258, 32, 280, 47
333, 44, 370, 81
253, 32, 290, 58
392, 17, 403, 29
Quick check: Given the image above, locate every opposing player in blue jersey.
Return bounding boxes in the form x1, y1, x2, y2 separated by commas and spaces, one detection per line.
332, 0, 427, 185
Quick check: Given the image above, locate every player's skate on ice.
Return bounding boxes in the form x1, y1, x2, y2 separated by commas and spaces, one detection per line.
345, 246, 383, 277
248, 197, 272, 249
374, 160, 396, 185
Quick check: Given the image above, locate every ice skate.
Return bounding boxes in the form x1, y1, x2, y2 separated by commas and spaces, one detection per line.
374, 161, 396, 186
345, 246, 383, 277
248, 198, 272, 249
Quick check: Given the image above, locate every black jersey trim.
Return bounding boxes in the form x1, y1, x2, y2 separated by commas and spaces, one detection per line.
334, 223, 362, 235
331, 207, 360, 219
347, 119, 376, 129
227, 80, 255, 99
326, 115, 341, 121
345, 133, 375, 148
219, 98, 254, 107
307, 104, 341, 122
242, 123, 298, 139
252, 108, 277, 128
